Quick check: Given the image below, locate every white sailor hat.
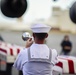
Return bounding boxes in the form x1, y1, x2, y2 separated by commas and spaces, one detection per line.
31, 23, 51, 33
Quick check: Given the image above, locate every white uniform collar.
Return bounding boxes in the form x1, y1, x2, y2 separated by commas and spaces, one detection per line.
29, 43, 50, 59
30, 43, 48, 48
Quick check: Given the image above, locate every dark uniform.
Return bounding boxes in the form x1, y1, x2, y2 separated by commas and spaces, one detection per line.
61, 35, 72, 55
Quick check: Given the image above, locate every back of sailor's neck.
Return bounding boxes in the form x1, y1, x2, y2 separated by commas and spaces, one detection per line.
34, 38, 45, 44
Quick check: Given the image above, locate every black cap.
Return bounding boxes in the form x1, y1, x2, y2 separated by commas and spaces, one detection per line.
70, 2, 76, 23
1, 0, 27, 18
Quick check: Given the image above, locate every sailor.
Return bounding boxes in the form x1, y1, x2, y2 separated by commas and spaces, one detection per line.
13, 23, 59, 75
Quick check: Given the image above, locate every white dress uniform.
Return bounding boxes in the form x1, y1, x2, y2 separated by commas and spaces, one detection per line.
13, 23, 59, 75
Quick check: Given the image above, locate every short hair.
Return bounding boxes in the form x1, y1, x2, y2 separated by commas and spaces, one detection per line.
34, 33, 47, 40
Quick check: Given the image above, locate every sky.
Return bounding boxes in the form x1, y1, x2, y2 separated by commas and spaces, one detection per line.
0, 0, 76, 24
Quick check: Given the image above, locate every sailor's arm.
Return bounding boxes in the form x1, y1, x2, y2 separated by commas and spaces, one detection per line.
51, 49, 63, 73
13, 50, 24, 70
13, 38, 33, 70
51, 49, 59, 65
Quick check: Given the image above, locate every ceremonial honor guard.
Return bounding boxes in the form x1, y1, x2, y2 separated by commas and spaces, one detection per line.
13, 23, 59, 75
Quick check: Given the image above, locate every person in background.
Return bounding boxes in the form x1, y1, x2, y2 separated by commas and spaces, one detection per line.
13, 23, 59, 75
0, 35, 4, 41
60, 35, 72, 55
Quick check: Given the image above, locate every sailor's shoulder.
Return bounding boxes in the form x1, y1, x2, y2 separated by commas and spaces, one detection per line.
49, 48, 58, 54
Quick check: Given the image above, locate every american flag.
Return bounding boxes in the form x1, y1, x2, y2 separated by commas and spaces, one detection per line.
0, 41, 23, 56
56, 56, 76, 74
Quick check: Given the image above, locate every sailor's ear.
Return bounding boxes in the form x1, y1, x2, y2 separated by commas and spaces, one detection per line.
45, 33, 48, 38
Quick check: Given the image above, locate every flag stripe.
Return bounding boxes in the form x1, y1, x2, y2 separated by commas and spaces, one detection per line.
56, 61, 63, 68
68, 59, 74, 74
10, 48, 13, 55
73, 60, 76, 73
17, 48, 20, 54
0, 48, 7, 53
